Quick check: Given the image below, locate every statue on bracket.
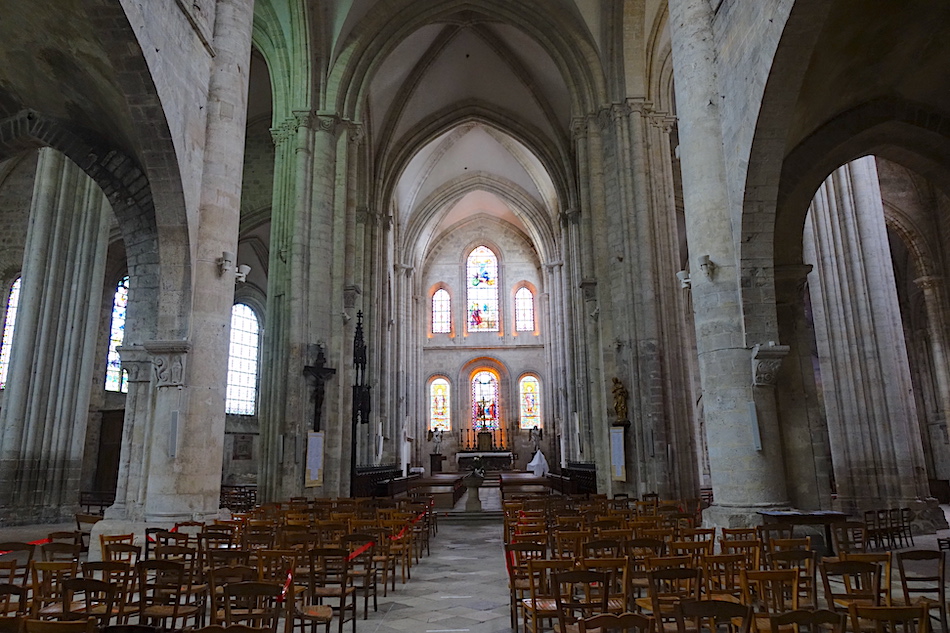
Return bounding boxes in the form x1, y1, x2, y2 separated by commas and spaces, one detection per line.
612, 377, 629, 426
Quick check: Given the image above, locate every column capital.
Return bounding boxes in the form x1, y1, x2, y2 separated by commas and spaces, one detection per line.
571, 117, 589, 141
395, 263, 414, 278
143, 340, 192, 388
312, 112, 342, 135
347, 121, 365, 145
751, 341, 790, 387
914, 275, 945, 292
117, 345, 154, 383
269, 119, 296, 145
560, 208, 581, 226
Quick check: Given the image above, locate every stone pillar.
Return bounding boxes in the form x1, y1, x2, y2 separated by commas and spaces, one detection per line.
0, 148, 111, 523
804, 157, 930, 512
774, 265, 834, 509
913, 276, 950, 480
669, 0, 790, 525
107, 346, 153, 520
142, 0, 255, 522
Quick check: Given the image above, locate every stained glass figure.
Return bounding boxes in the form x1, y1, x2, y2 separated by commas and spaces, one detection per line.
432, 288, 451, 333
515, 286, 534, 332
466, 246, 499, 331
471, 370, 500, 429
104, 276, 129, 393
519, 375, 541, 429
226, 303, 260, 415
0, 277, 21, 390
429, 378, 451, 431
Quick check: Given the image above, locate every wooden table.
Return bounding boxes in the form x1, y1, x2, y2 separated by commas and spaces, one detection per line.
757, 509, 849, 555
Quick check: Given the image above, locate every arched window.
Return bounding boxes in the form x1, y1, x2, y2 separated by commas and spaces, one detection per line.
466, 246, 499, 331
226, 303, 260, 415
471, 370, 500, 429
519, 375, 541, 429
429, 378, 451, 431
514, 286, 535, 332
104, 275, 130, 393
0, 277, 21, 390
431, 288, 451, 333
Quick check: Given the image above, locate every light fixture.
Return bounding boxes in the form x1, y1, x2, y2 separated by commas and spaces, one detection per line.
217, 251, 234, 276
698, 254, 715, 278
236, 264, 251, 283
676, 270, 691, 289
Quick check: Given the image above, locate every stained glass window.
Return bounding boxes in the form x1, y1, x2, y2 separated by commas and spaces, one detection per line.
432, 289, 451, 333
519, 375, 541, 429
467, 246, 499, 331
429, 378, 451, 431
471, 370, 500, 429
104, 276, 130, 393
0, 277, 21, 390
226, 303, 260, 415
515, 287, 534, 332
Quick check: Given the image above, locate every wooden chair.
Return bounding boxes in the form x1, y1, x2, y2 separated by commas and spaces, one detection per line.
340, 534, 378, 619
74, 515, 102, 553
579, 612, 654, 633
524, 559, 573, 633
207, 566, 258, 624
61, 577, 117, 627
701, 553, 745, 602
581, 539, 622, 560
677, 598, 753, 633
81, 562, 136, 624
895, 550, 947, 633
820, 560, 882, 615
841, 551, 893, 606
39, 544, 80, 564
0, 544, 35, 588
848, 604, 929, 633
554, 570, 611, 633
722, 528, 758, 540
643, 568, 702, 632
769, 609, 846, 633
24, 618, 97, 633
720, 539, 762, 570
505, 542, 547, 632
103, 543, 142, 567
136, 559, 202, 630
31, 561, 78, 620
769, 537, 811, 552
669, 540, 712, 568
740, 569, 799, 633
832, 522, 868, 554
578, 557, 628, 614
767, 548, 818, 609
0, 583, 27, 617
679, 528, 716, 543
296, 548, 356, 633
222, 581, 282, 632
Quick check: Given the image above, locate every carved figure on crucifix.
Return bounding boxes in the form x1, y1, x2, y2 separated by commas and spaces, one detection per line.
303, 344, 336, 432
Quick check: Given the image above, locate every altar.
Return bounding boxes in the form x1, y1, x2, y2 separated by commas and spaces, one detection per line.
457, 451, 513, 471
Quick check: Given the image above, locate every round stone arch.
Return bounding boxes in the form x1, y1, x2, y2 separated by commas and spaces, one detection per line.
327, 0, 606, 122
0, 111, 185, 344
251, 0, 312, 122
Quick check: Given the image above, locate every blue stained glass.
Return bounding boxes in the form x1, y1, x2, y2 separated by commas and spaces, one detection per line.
467, 246, 499, 331
472, 370, 500, 429
104, 276, 129, 393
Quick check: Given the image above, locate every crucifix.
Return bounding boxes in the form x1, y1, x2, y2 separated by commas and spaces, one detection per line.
303, 345, 336, 432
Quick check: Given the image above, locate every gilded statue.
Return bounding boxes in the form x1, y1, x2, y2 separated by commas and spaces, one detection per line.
612, 377, 628, 422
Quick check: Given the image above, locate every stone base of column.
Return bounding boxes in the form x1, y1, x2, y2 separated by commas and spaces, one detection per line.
91, 510, 233, 561
702, 502, 790, 530
907, 498, 949, 534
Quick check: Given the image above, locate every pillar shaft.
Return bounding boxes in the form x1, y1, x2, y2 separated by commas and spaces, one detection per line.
0, 148, 110, 522
805, 157, 929, 512
669, 0, 789, 522
913, 276, 950, 479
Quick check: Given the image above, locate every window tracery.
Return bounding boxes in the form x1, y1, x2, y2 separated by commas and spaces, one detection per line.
467, 246, 499, 331
226, 303, 260, 415
429, 377, 451, 431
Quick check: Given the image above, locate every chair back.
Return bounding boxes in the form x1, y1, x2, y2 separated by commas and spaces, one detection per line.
820, 559, 881, 612
62, 577, 117, 627
222, 581, 282, 632
579, 612, 653, 633
769, 609, 846, 633
848, 604, 929, 633
676, 598, 753, 633
554, 570, 611, 630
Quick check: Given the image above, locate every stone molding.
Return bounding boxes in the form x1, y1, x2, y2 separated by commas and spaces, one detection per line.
914, 275, 944, 292
343, 285, 362, 309
751, 342, 790, 386
143, 340, 192, 388
560, 208, 580, 226
395, 263, 414, 278
580, 279, 597, 302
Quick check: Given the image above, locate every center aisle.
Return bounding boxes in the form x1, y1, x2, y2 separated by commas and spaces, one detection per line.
365, 519, 511, 633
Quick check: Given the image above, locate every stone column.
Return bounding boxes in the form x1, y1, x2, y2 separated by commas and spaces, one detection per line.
0, 148, 111, 523
142, 0, 255, 522
804, 157, 930, 512
913, 275, 950, 479
107, 345, 153, 520
669, 0, 790, 525
774, 265, 834, 509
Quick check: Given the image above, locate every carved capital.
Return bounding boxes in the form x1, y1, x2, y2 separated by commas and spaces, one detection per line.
580, 278, 597, 302
347, 122, 365, 145
117, 345, 153, 384
143, 340, 192, 388
560, 208, 581, 226
915, 275, 945, 293
395, 263, 414, 278
596, 107, 613, 131
571, 117, 588, 141
343, 285, 362, 310
355, 206, 374, 225
751, 342, 790, 387
269, 120, 296, 146
313, 112, 341, 134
